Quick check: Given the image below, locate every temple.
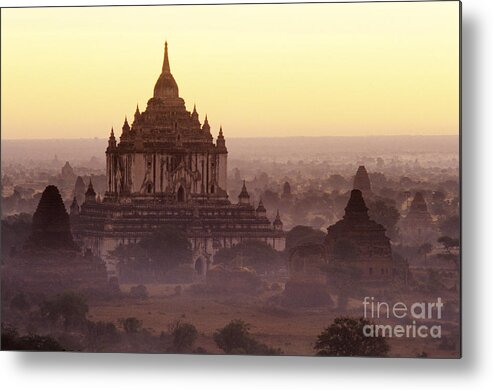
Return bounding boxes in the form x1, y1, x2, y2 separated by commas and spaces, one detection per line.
72, 42, 285, 277
399, 191, 438, 246
353, 165, 372, 197
325, 189, 394, 282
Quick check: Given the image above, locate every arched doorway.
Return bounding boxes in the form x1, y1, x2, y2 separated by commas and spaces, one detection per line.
194, 257, 205, 276
177, 185, 185, 202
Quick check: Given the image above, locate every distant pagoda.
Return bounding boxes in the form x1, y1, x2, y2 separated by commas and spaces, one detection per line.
73, 42, 285, 278
27, 185, 77, 250
399, 191, 438, 246
353, 165, 372, 196
325, 189, 394, 282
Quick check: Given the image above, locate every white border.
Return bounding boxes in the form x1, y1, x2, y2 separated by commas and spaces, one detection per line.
2, 0, 491, 389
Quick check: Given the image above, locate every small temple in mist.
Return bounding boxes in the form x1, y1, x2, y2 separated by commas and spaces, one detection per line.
71, 42, 285, 277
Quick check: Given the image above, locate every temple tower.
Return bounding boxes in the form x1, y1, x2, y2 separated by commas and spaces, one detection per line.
353, 165, 371, 196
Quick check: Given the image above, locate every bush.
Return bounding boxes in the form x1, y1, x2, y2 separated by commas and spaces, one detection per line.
168, 320, 198, 352
40, 292, 88, 330
285, 226, 326, 253
129, 284, 149, 299
1, 323, 64, 351
214, 240, 282, 274
86, 320, 121, 347
314, 317, 389, 357
213, 319, 281, 355
118, 317, 143, 334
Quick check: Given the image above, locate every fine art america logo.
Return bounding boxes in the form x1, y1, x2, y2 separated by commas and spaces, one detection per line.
362, 297, 444, 339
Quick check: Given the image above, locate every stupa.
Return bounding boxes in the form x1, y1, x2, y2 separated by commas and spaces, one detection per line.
325, 189, 394, 282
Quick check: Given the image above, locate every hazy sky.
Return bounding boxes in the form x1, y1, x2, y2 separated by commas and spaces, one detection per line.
1, 2, 459, 140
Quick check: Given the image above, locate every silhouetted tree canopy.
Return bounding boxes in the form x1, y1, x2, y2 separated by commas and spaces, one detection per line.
324, 245, 362, 310
118, 317, 143, 334
112, 225, 192, 273
439, 215, 460, 239
213, 319, 281, 355
367, 200, 400, 239
40, 292, 88, 330
418, 243, 433, 260
1, 213, 32, 258
286, 225, 326, 253
314, 317, 389, 357
1, 324, 64, 351
86, 320, 121, 348
168, 320, 198, 353
438, 236, 460, 252
214, 240, 282, 273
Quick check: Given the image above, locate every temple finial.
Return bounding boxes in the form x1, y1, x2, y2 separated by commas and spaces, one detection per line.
162, 41, 170, 73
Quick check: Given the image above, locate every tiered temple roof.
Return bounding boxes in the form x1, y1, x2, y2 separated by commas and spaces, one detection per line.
325, 189, 393, 280
27, 185, 76, 250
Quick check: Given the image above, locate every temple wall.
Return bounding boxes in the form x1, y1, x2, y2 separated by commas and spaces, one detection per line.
131, 153, 146, 194
107, 151, 224, 198
218, 153, 227, 191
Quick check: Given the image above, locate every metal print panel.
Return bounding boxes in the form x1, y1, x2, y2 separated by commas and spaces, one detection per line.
0, 1, 461, 358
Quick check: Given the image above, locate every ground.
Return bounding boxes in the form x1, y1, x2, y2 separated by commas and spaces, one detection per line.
87, 282, 460, 357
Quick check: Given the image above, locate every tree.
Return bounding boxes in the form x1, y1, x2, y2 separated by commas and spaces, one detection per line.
214, 240, 282, 274
112, 225, 192, 276
368, 200, 400, 239
129, 284, 149, 299
323, 239, 362, 310
437, 236, 460, 253
140, 226, 192, 270
168, 320, 198, 352
1, 213, 32, 259
418, 243, 433, 262
285, 225, 326, 253
213, 319, 281, 355
86, 321, 121, 349
439, 215, 460, 239
1, 324, 64, 351
326, 174, 348, 192
314, 317, 389, 357
118, 317, 143, 334
40, 292, 88, 330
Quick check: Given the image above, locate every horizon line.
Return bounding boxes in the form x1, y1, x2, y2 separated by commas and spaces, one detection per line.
2, 134, 459, 141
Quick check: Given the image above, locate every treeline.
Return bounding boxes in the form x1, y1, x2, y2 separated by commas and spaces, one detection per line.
1, 289, 396, 356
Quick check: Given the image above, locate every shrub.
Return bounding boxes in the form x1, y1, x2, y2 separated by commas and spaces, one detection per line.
213, 319, 281, 355
129, 284, 149, 299
86, 320, 121, 346
40, 292, 88, 330
168, 320, 198, 352
314, 317, 389, 357
1, 323, 64, 351
118, 317, 143, 334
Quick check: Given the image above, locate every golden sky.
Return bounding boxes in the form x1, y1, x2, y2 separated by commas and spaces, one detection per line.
1, 2, 459, 139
